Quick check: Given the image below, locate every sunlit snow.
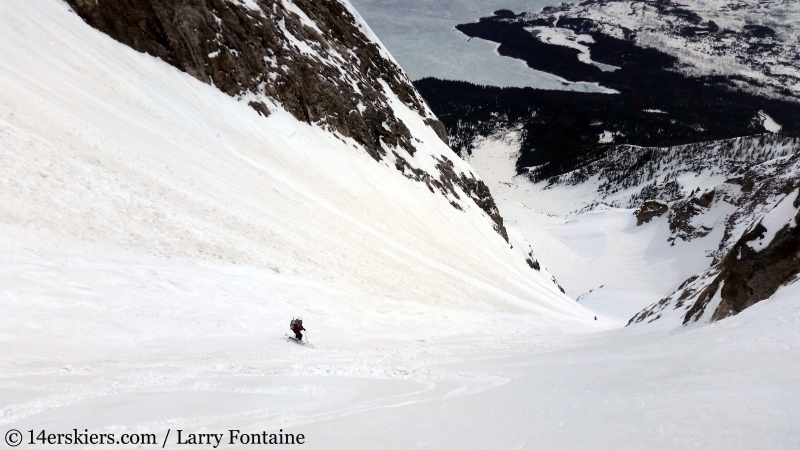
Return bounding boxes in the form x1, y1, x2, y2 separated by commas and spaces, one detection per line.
1, 1, 799, 449
759, 111, 783, 133
527, 26, 620, 72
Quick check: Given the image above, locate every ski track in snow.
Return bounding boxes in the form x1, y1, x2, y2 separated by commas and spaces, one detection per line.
0, 1, 798, 448
4, 226, 798, 448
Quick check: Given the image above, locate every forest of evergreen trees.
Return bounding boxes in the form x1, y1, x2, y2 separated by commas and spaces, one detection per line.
415, 14, 800, 182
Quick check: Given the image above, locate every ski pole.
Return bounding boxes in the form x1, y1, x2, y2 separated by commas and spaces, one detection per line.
304, 330, 310, 344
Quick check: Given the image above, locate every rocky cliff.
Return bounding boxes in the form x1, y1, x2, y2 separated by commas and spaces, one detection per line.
65, 0, 509, 240
628, 150, 800, 326
523, 131, 800, 326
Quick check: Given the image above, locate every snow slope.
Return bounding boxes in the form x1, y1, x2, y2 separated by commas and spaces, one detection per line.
2, 1, 799, 448
0, 0, 604, 427
4, 226, 799, 449
0, 0, 596, 340
464, 130, 716, 322
304, 281, 800, 449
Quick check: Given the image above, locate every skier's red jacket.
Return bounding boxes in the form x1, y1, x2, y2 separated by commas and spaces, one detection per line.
291, 322, 305, 332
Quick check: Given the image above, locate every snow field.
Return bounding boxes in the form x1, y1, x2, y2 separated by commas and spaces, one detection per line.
308, 283, 800, 449
0, 0, 604, 441
464, 130, 719, 322
4, 224, 799, 449
0, 227, 529, 428
1, 1, 798, 448
0, 0, 588, 324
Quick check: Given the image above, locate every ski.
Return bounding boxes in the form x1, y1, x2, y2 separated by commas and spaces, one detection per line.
287, 336, 305, 345
285, 333, 314, 348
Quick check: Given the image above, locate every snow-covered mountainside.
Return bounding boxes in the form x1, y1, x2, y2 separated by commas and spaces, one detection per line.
2, 0, 609, 438
550, 133, 800, 327
4, 0, 597, 319
624, 142, 800, 327
65, 0, 513, 240
416, 0, 800, 182
0, 0, 596, 372
527, 0, 800, 101
3, 1, 800, 447
541, 130, 800, 325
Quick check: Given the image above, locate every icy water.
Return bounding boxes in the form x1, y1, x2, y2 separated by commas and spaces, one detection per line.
349, 0, 610, 90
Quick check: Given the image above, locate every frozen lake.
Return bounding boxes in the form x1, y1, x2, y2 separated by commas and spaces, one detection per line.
349, 0, 610, 90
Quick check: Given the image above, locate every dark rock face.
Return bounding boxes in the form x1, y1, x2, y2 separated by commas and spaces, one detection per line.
636, 200, 668, 225
709, 209, 800, 321
65, 0, 424, 159
725, 171, 756, 192
424, 118, 449, 144
525, 250, 540, 271
65, 0, 510, 241
667, 190, 714, 241
628, 152, 800, 327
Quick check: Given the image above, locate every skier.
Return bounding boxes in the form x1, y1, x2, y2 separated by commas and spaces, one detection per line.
290, 317, 305, 341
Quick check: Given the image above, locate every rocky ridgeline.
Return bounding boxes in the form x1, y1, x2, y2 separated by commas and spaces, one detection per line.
625, 141, 800, 326
543, 132, 800, 325
547, 134, 799, 209
66, 0, 509, 240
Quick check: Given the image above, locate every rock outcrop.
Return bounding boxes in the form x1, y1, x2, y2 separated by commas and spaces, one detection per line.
666, 190, 714, 241
628, 154, 800, 327
66, 0, 423, 159
65, 0, 510, 240
636, 200, 668, 225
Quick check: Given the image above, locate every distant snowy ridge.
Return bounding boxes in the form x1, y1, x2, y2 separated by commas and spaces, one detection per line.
524, 0, 800, 101
545, 134, 800, 211
628, 150, 800, 327
525, 132, 800, 327
66, 0, 511, 240
538, 132, 800, 327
